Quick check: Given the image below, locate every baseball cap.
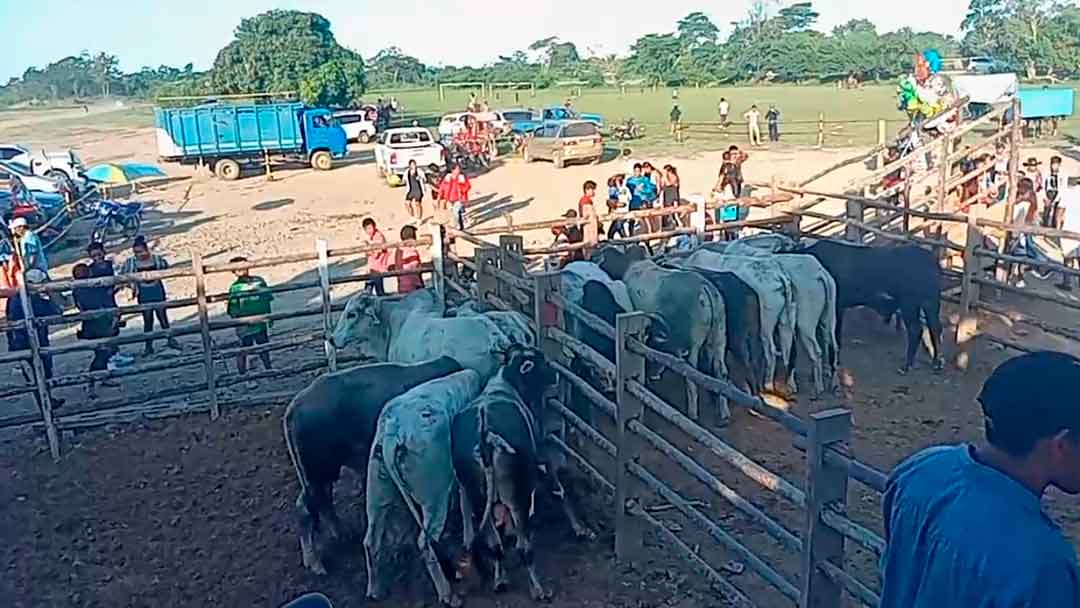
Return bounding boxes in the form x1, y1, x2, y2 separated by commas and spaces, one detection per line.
9, 217, 28, 229
978, 351, 1080, 453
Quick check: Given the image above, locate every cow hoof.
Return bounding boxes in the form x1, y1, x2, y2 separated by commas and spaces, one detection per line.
531, 586, 553, 602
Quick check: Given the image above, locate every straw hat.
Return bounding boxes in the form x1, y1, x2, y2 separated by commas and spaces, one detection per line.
1023, 157, 1041, 168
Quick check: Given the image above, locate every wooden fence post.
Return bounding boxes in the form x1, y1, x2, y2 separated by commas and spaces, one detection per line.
690, 194, 706, 244
801, 408, 852, 608
844, 199, 864, 243
955, 213, 981, 371
817, 113, 825, 148
615, 312, 650, 565
933, 137, 951, 261
17, 279, 61, 461
475, 247, 499, 303
533, 272, 565, 441
997, 97, 1022, 285
428, 224, 446, 304
316, 240, 337, 373
877, 119, 887, 169
191, 251, 220, 420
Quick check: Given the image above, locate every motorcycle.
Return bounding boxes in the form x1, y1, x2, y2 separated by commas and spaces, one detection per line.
91, 199, 143, 244
612, 118, 645, 141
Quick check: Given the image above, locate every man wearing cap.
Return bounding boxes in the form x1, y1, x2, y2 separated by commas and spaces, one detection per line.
5, 268, 65, 407
9, 217, 48, 278
880, 351, 1080, 606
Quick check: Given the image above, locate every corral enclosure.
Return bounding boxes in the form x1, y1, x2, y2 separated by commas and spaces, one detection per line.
4, 92, 1080, 608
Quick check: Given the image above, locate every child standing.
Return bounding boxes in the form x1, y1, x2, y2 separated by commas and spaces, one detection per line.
363, 218, 389, 295
226, 256, 273, 381
394, 225, 425, 293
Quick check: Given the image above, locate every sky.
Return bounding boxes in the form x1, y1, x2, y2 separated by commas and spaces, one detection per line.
0, 0, 973, 82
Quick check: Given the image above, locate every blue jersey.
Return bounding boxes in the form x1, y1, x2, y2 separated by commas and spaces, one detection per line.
881, 444, 1080, 607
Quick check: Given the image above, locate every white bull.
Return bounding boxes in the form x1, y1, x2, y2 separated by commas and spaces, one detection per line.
364, 369, 484, 607
680, 249, 796, 394
452, 300, 536, 346
332, 288, 512, 381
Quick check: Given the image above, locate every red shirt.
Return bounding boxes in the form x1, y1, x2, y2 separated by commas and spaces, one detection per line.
578, 194, 595, 217
439, 173, 471, 203
394, 247, 425, 293
367, 229, 390, 273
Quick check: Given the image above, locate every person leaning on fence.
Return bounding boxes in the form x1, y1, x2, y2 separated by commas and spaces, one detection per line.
226, 256, 273, 381
5, 268, 64, 408
880, 351, 1080, 607
362, 218, 389, 296
122, 236, 181, 355
551, 209, 586, 268
10, 217, 48, 278
72, 262, 121, 397
605, 174, 630, 240
394, 225, 425, 294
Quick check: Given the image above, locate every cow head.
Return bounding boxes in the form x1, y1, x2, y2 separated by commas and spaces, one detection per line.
501, 344, 557, 399
591, 243, 649, 280
331, 294, 390, 360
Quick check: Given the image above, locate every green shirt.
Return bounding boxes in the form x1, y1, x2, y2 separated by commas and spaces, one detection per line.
227, 276, 273, 337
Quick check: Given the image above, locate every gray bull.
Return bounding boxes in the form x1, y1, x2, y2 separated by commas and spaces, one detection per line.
451, 345, 573, 601
365, 369, 484, 607
332, 288, 512, 381
282, 356, 463, 575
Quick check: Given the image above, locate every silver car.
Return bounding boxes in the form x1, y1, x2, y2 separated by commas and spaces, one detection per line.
522, 120, 603, 168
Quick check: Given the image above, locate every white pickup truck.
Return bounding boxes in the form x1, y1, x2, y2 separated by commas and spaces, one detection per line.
374, 127, 446, 182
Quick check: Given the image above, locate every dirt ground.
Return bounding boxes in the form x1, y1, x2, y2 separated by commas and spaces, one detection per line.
3, 114, 1080, 607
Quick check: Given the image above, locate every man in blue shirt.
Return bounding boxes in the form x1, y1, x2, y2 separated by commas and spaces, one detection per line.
10, 217, 48, 277
624, 163, 649, 236
881, 351, 1080, 607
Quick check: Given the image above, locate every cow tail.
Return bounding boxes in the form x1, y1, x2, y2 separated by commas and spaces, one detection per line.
704, 285, 728, 379
383, 434, 435, 547
818, 274, 839, 372
782, 275, 798, 368
282, 401, 315, 515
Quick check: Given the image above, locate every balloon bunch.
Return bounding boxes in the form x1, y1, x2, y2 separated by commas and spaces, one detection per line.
897, 49, 951, 121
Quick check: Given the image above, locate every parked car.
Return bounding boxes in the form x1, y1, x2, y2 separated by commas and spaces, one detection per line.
374, 127, 446, 183
0, 144, 87, 181
508, 106, 604, 135
437, 111, 510, 139
967, 56, 1010, 75
0, 160, 67, 194
333, 110, 378, 143
523, 120, 603, 168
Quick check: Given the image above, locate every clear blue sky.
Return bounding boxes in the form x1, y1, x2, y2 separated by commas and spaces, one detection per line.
0, 0, 971, 82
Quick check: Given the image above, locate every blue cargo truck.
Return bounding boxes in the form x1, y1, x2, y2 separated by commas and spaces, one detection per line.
154, 102, 348, 180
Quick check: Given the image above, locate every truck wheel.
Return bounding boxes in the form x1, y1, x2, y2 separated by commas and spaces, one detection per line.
554, 152, 565, 169
310, 151, 333, 171
214, 158, 241, 181
359, 132, 371, 144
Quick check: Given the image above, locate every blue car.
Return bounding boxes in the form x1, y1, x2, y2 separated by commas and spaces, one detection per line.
507, 106, 604, 134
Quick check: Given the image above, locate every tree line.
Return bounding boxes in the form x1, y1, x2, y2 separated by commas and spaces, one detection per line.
2, 1, 1079, 108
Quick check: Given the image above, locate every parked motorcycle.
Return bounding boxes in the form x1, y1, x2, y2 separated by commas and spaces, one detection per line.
90, 199, 143, 244
612, 118, 645, 141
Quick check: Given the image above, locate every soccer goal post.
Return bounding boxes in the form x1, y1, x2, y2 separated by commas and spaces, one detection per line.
487, 81, 536, 101
554, 80, 590, 97
438, 82, 487, 102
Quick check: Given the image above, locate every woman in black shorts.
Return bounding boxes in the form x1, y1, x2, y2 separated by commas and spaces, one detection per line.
661, 164, 681, 228
404, 159, 427, 222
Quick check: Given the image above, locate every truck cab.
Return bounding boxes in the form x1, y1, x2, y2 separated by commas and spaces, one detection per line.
301, 109, 348, 164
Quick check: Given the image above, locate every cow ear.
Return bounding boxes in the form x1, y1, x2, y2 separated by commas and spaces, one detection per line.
518, 359, 534, 375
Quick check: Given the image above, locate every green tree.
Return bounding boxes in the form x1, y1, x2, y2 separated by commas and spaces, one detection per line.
211, 10, 365, 95
368, 47, 430, 87
626, 33, 684, 85
677, 12, 720, 48
776, 2, 819, 31
299, 59, 366, 107
91, 52, 121, 97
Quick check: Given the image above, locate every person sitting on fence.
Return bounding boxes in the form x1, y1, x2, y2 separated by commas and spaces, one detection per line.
226, 256, 273, 383
5, 268, 64, 408
879, 351, 1080, 607
122, 236, 182, 356
551, 209, 586, 268
362, 218, 389, 296
394, 225, 425, 294
72, 262, 121, 397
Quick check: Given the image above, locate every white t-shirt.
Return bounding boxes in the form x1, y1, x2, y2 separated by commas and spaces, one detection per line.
718, 100, 730, 115
745, 109, 761, 127
1059, 186, 1080, 257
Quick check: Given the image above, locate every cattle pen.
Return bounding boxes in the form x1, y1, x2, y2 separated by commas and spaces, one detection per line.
6, 97, 1080, 608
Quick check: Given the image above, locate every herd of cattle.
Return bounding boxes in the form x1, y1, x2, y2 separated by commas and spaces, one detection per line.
279, 231, 946, 606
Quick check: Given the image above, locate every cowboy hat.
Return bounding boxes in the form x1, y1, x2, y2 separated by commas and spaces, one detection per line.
9, 217, 28, 230
1023, 157, 1041, 167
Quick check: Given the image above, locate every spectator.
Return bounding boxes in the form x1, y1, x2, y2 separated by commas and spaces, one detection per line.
641, 162, 662, 233
226, 256, 273, 382
625, 163, 650, 236
72, 263, 121, 396
551, 209, 585, 268
661, 165, 682, 229
1044, 156, 1064, 228
438, 164, 471, 231
404, 160, 428, 222
5, 268, 64, 407
10, 217, 48, 278
606, 174, 629, 240
717, 97, 730, 128
744, 104, 763, 147
394, 225, 425, 294
579, 180, 597, 219
669, 104, 682, 140
880, 351, 1080, 607
121, 236, 181, 355
765, 104, 781, 143
0, 232, 22, 290
1056, 177, 1080, 290
362, 218, 389, 296
1024, 157, 1045, 207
